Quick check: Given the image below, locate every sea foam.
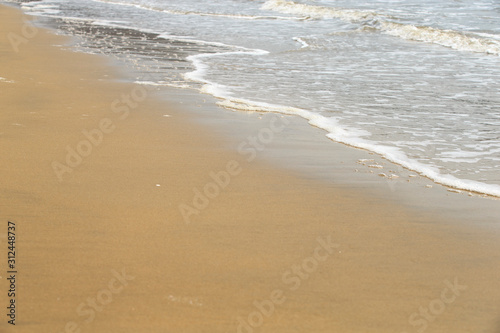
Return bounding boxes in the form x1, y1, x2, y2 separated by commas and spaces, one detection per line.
93, 0, 305, 21
261, 0, 377, 21
262, 0, 500, 56
381, 22, 500, 56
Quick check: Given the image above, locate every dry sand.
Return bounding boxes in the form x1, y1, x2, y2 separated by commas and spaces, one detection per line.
1, 5, 500, 333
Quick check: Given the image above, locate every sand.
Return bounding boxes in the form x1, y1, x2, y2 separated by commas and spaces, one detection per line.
1, 4, 500, 333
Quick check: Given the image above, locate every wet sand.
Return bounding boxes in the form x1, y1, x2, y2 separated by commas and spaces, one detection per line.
1, 4, 500, 333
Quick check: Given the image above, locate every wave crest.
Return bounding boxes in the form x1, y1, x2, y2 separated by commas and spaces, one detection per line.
94, 0, 305, 20
262, 0, 500, 56
261, 0, 377, 21
380, 22, 500, 56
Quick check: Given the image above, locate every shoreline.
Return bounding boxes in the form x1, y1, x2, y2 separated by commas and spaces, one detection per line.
23, 0, 500, 199
156, 86, 500, 225
1, 4, 500, 333
21, 1, 500, 202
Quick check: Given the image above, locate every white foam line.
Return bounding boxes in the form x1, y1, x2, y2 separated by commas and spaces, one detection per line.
92, 0, 305, 21
324, 133, 500, 197
261, 0, 377, 21
134, 81, 195, 90
184, 48, 500, 197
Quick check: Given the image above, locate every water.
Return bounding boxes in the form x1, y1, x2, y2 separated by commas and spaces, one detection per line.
9, 0, 500, 196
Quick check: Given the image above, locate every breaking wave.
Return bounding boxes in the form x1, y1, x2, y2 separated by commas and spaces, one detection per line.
262, 0, 500, 56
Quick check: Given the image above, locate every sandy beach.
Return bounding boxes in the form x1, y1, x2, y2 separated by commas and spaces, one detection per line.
1, 4, 500, 333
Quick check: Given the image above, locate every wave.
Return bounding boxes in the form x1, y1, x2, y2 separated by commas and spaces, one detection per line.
184, 50, 500, 197
92, 0, 305, 21
380, 22, 500, 56
261, 0, 377, 21
262, 0, 500, 56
